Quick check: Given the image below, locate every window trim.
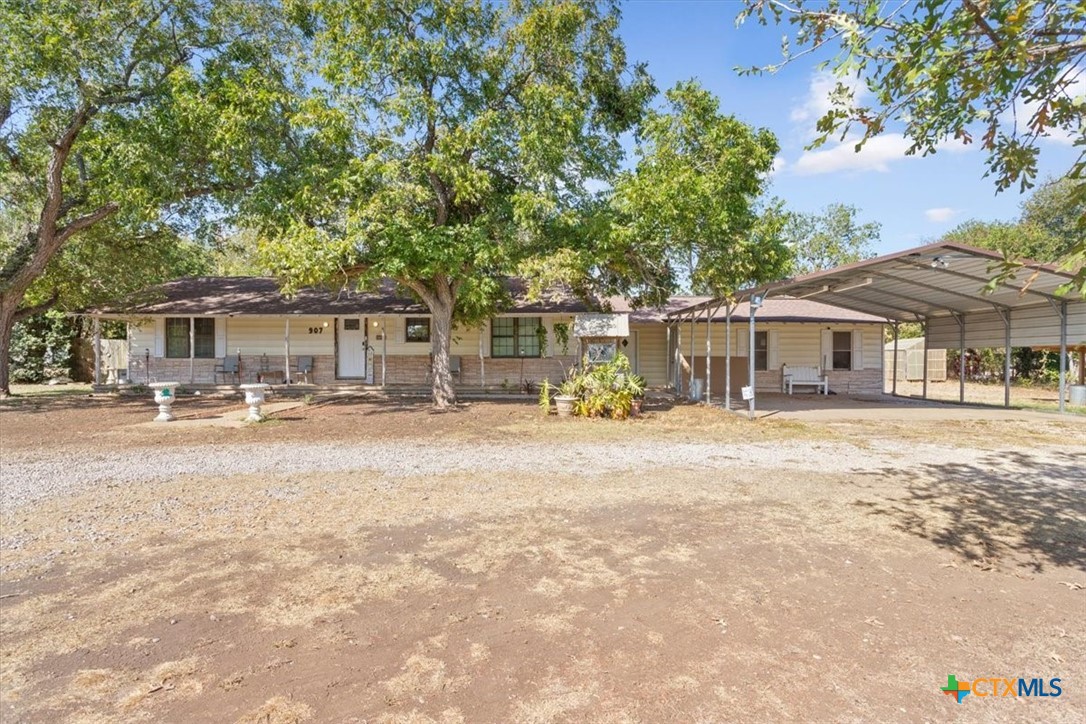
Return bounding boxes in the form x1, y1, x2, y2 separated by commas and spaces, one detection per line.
490, 316, 542, 358
165, 317, 215, 359
405, 317, 431, 343
831, 330, 853, 371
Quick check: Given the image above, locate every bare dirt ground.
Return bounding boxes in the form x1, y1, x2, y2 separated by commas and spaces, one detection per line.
1, 393, 1085, 723
889, 379, 1068, 410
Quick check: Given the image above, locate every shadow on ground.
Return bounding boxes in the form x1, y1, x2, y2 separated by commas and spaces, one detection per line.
854, 450, 1086, 572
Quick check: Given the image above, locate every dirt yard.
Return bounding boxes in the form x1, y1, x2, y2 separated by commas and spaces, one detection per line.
1, 392, 1084, 723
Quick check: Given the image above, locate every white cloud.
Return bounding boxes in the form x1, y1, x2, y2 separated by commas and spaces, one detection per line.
769, 155, 787, 176
924, 207, 959, 223
791, 133, 912, 175
788, 130, 974, 177
790, 72, 868, 128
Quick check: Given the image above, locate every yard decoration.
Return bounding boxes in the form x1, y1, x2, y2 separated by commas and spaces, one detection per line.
149, 382, 179, 422
240, 383, 270, 423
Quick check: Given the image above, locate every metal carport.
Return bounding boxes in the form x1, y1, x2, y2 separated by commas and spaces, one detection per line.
674, 242, 1085, 413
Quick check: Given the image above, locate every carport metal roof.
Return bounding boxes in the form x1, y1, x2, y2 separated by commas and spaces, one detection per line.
668, 242, 1083, 413
673, 241, 1077, 322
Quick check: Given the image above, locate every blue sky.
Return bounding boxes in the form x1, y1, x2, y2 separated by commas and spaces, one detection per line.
617, 1, 1079, 255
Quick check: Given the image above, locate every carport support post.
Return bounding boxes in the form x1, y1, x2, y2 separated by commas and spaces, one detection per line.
748, 302, 756, 420
1059, 301, 1067, 413
724, 302, 732, 411
953, 313, 965, 403
704, 305, 712, 404
891, 323, 899, 396
689, 311, 695, 399
921, 320, 929, 400
1002, 310, 1011, 408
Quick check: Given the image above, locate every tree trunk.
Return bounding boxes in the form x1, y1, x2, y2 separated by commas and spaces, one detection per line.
0, 295, 16, 398
429, 294, 457, 409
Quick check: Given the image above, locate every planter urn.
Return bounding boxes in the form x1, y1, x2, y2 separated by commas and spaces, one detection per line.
149, 382, 180, 422
555, 395, 577, 418
240, 383, 270, 422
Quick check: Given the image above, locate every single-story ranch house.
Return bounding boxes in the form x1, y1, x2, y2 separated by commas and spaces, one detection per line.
91, 275, 888, 396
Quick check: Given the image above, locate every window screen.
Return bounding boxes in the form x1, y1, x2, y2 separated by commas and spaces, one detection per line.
165, 318, 190, 358
405, 317, 430, 342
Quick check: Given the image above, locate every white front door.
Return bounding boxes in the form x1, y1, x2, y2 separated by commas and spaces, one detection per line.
338, 317, 367, 378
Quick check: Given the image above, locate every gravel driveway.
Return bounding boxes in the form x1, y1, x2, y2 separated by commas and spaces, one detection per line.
4, 437, 1078, 511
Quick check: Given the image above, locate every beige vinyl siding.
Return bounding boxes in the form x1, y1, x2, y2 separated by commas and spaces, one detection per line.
631, 323, 669, 385
669, 322, 883, 371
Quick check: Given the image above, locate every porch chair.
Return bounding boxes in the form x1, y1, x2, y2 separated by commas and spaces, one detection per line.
295, 355, 314, 384
214, 354, 240, 384
449, 355, 462, 383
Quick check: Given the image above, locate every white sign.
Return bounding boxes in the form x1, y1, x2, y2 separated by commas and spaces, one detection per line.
741, 386, 754, 401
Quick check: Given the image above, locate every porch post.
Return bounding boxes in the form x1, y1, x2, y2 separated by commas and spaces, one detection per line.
921, 320, 929, 400
725, 302, 732, 411
284, 317, 291, 384
91, 314, 101, 384
189, 317, 195, 384
1058, 302, 1067, 413
382, 318, 387, 386
675, 318, 682, 394
665, 324, 672, 390
479, 322, 485, 390
891, 323, 899, 396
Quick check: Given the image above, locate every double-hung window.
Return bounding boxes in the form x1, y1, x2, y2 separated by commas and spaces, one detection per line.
491, 317, 541, 358
832, 331, 852, 370
165, 318, 215, 359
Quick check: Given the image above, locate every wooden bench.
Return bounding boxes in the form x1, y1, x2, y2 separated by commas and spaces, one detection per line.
782, 365, 828, 395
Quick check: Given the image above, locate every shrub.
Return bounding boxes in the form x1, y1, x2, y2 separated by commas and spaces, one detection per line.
545, 352, 645, 420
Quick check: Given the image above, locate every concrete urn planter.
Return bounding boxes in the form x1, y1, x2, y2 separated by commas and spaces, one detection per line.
149, 382, 180, 422
554, 395, 577, 418
240, 383, 271, 422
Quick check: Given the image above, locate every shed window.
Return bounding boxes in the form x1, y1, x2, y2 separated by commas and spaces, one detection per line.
165, 318, 214, 359
491, 317, 541, 358
832, 331, 852, 370
405, 317, 430, 343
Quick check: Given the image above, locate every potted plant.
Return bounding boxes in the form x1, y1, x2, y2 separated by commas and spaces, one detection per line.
554, 378, 578, 417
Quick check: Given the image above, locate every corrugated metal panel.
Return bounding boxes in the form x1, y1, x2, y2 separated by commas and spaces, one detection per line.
928, 303, 1086, 349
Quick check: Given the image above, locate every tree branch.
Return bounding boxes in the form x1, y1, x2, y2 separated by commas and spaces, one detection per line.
13, 291, 60, 322
55, 202, 121, 245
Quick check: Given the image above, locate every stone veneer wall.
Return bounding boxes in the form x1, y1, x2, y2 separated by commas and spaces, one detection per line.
753, 367, 882, 395
377, 354, 577, 387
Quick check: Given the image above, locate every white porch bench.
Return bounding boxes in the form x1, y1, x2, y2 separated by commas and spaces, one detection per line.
782, 365, 828, 395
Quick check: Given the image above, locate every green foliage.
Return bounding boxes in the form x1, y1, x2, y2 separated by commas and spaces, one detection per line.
256, 0, 653, 315
600, 81, 789, 302
9, 310, 75, 383
538, 378, 553, 414
552, 322, 570, 355
559, 352, 644, 420
1, 0, 298, 393
737, 0, 1086, 295
782, 203, 880, 276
